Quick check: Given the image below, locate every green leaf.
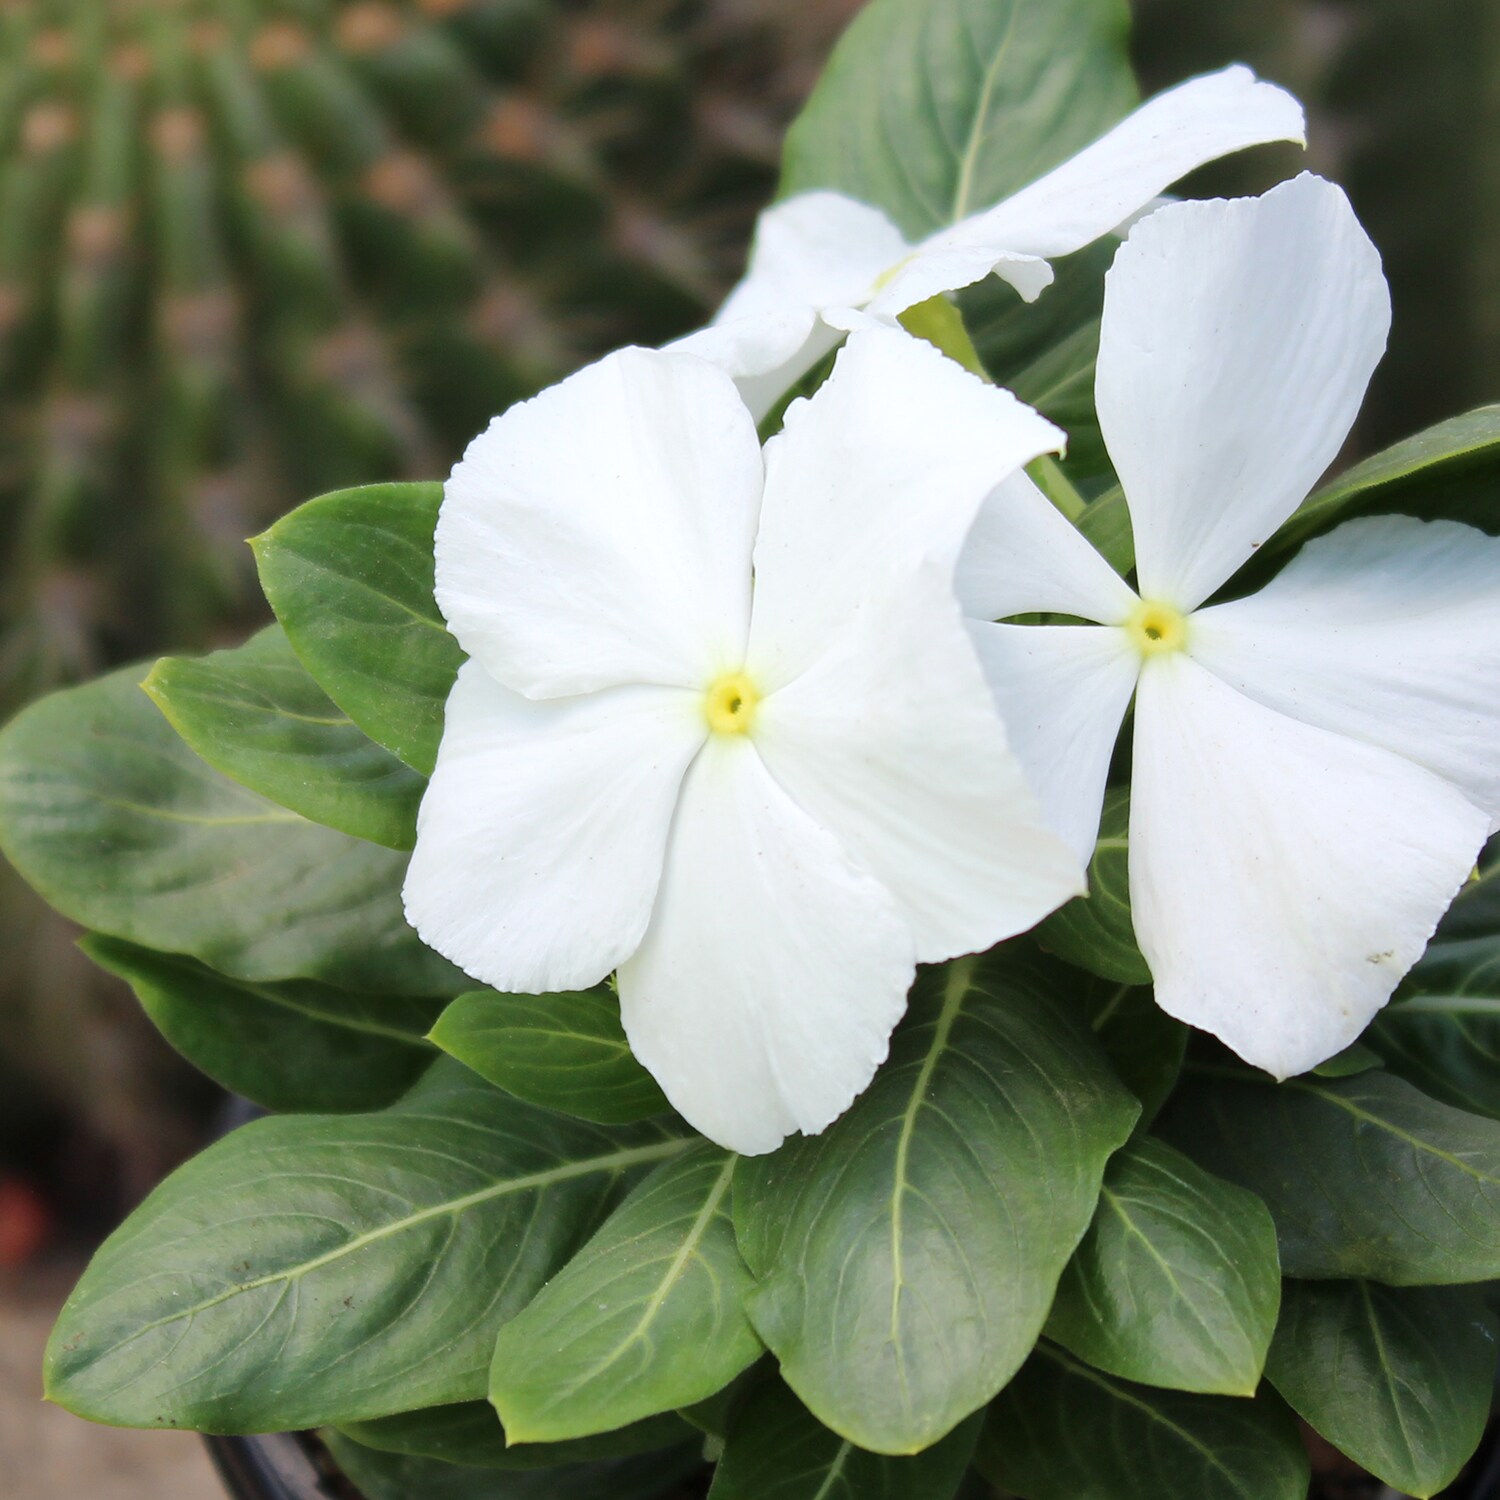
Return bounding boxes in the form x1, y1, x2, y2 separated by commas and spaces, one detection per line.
1037, 789, 1150, 985
143, 625, 424, 851
80, 936, 441, 1113
678, 1362, 767, 1441
734, 954, 1139, 1454
1266, 1279, 1497, 1498
1073, 980, 1186, 1128
323, 1429, 705, 1500
1163, 1064, 1500, 1283
708, 1380, 980, 1500
338, 1402, 693, 1471
781, 0, 1136, 239
1076, 486, 1136, 576
1252, 404, 1500, 574
491, 1143, 761, 1442
0, 667, 463, 995
431, 987, 670, 1124
44, 1060, 690, 1431
1045, 1136, 1280, 1395
252, 482, 464, 775
977, 1343, 1310, 1500
1367, 864, 1500, 1117
1311, 1040, 1384, 1078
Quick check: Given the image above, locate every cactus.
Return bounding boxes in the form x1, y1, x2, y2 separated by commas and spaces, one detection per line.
0, 0, 855, 717
0, 0, 853, 1191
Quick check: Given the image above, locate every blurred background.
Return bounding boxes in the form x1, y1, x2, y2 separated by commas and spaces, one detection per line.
0, 0, 1493, 1492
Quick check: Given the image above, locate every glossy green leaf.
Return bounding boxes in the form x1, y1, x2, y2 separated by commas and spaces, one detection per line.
1045, 1136, 1280, 1395
708, 1380, 979, 1500
1258, 404, 1500, 569
45, 1060, 690, 1431
0, 667, 463, 995
977, 1343, 1310, 1500
1266, 1279, 1497, 1498
338, 1402, 692, 1471
1163, 1064, 1500, 1283
323, 1429, 706, 1500
734, 955, 1139, 1454
1073, 980, 1186, 1127
491, 1143, 761, 1442
678, 1362, 768, 1441
252, 482, 463, 775
143, 625, 424, 851
80, 935, 441, 1113
1037, 789, 1149, 985
782, 0, 1136, 239
1367, 862, 1500, 1117
431, 987, 670, 1124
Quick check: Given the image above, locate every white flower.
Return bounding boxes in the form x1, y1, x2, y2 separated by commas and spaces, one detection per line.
958, 173, 1500, 1078
404, 330, 1084, 1154
676, 66, 1305, 419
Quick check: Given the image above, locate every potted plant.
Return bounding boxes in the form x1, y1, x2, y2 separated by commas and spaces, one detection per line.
5, 2, 1500, 1498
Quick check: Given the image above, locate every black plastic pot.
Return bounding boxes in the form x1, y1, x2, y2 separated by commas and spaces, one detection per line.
204, 1432, 360, 1500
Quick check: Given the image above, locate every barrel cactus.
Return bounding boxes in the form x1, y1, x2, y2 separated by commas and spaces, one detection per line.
0, 0, 852, 715
0, 0, 850, 1188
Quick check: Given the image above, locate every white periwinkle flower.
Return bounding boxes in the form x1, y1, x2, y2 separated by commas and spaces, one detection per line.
404, 330, 1084, 1154
957, 173, 1500, 1078
677, 66, 1305, 419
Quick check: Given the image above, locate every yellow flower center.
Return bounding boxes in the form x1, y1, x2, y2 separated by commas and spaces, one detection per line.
1125, 599, 1189, 658
703, 671, 760, 735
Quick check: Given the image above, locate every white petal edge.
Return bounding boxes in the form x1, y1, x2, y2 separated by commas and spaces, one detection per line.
436, 346, 762, 698
1097, 173, 1391, 610
672, 310, 842, 424
1191, 515, 1500, 832
1129, 653, 1486, 1077
616, 735, 915, 1155
713, 191, 912, 325
944, 66, 1305, 261
860, 247, 1054, 321
752, 567, 1085, 962
403, 661, 704, 994
967, 621, 1140, 867
747, 328, 1064, 691
672, 189, 913, 413
955, 471, 1140, 623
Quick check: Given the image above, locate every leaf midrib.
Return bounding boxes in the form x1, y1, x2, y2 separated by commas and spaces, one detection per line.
888, 960, 974, 1376
78, 1136, 692, 1357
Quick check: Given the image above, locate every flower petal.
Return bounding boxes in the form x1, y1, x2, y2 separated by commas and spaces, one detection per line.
1191, 515, 1500, 830
714, 191, 911, 322
616, 736, 915, 1155
672, 310, 842, 423
955, 471, 1139, 623
753, 568, 1085, 962
859, 248, 1054, 321
1097, 174, 1390, 609
1130, 654, 1486, 1077
747, 329, 1064, 689
403, 661, 705, 993
436, 347, 762, 698
947, 67, 1304, 261
671, 190, 913, 412
967, 621, 1139, 866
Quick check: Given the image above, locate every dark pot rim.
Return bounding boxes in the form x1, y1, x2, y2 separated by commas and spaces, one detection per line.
204, 1431, 361, 1500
